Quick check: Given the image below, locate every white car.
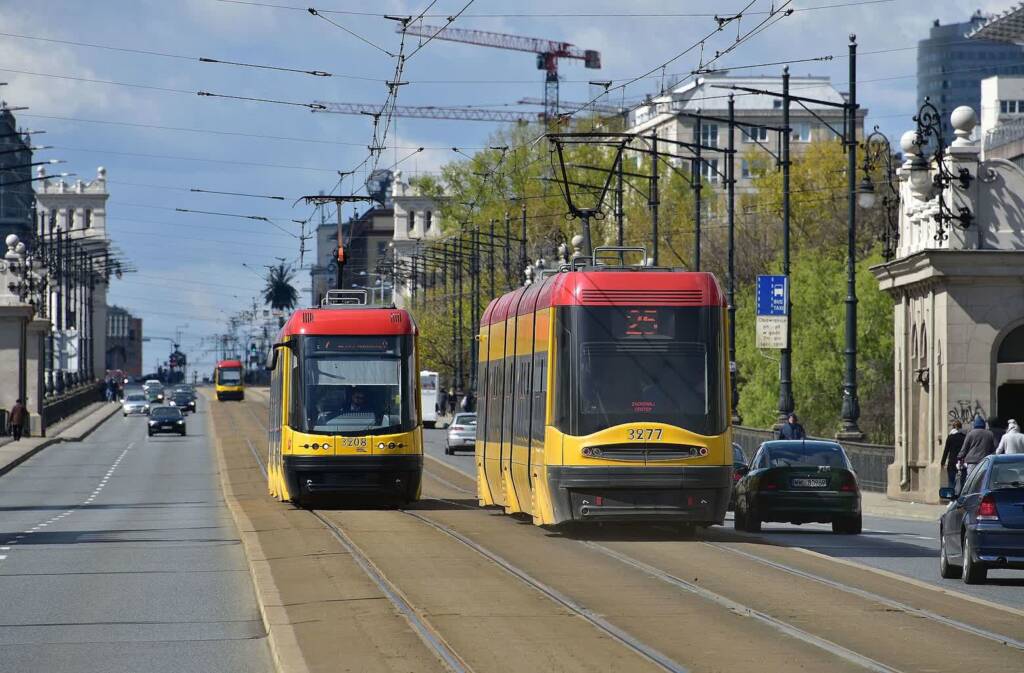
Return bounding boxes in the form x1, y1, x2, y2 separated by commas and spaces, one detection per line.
142, 379, 161, 391
445, 413, 477, 454
122, 393, 150, 417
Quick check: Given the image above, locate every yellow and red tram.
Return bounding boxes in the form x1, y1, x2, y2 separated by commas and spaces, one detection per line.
266, 292, 422, 505
214, 359, 245, 401
477, 265, 733, 526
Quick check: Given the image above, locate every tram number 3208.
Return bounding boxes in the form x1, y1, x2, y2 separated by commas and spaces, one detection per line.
627, 428, 663, 441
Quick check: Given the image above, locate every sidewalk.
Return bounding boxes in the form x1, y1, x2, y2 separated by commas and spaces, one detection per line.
0, 401, 122, 477
861, 491, 947, 521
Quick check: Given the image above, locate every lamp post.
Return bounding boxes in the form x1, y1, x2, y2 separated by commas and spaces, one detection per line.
857, 126, 900, 261
909, 98, 975, 241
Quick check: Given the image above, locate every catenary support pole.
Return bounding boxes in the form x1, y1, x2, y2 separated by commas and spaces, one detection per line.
778, 67, 794, 425
694, 112, 702, 271
728, 95, 741, 424
650, 131, 659, 265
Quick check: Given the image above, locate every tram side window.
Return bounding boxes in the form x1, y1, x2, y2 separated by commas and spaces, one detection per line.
531, 353, 547, 442
503, 354, 515, 443
289, 352, 302, 428
513, 357, 531, 446
478, 353, 489, 444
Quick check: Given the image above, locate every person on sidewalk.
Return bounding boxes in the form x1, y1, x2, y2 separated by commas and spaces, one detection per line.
777, 413, 806, 440
940, 420, 966, 488
8, 399, 26, 442
996, 419, 1024, 454
957, 416, 996, 491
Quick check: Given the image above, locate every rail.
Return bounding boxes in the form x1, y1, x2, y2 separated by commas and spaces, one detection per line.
42, 382, 104, 431
732, 425, 893, 492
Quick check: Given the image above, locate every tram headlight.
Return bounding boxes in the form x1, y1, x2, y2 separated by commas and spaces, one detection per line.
388, 442, 396, 449
378, 442, 386, 449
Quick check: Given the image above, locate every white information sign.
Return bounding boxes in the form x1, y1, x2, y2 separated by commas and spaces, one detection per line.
756, 315, 789, 349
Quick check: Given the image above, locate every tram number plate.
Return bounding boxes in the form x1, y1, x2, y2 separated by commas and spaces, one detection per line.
791, 478, 828, 488
627, 428, 663, 441
341, 437, 368, 452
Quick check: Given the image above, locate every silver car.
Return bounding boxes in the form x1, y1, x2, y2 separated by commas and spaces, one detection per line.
122, 393, 150, 417
445, 413, 477, 455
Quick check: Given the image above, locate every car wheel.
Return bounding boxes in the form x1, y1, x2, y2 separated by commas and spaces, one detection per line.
181, 430, 187, 436
147, 430, 153, 437
962, 534, 987, 584
733, 504, 746, 531
741, 502, 761, 533
939, 529, 962, 579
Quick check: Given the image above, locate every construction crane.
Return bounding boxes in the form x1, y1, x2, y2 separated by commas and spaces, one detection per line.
517, 97, 625, 117
313, 101, 539, 123
400, 24, 601, 122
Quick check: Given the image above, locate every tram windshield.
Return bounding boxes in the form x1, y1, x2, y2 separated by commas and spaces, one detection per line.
556, 306, 727, 437
294, 335, 416, 435
217, 368, 242, 385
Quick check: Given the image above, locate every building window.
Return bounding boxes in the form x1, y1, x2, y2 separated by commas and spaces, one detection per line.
791, 122, 813, 142
376, 241, 388, 256
700, 123, 719, 148
700, 159, 719, 183
84, 209, 92, 228
773, 100, 783, 109
741, 160, 752, 179
425, 210, 432, 231
743, 125, 769, 143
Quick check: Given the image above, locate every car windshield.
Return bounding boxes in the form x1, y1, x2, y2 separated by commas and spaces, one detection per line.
733, 446, 746, 463
990, 462, 1024, 489
126, 394, 146, 402
150, 407, 182, 419
453, 414, 477, 426
764, 444, 849, 468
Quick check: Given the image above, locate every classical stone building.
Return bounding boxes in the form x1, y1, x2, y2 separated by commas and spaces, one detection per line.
873, 106, 1024, 502
391, 170, 442, 308
105, 305, 142, 377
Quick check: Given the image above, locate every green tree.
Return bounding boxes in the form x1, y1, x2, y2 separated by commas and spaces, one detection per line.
263, 263, 299, 312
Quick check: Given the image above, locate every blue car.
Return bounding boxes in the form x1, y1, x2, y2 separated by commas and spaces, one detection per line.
939, 454, 1024, 584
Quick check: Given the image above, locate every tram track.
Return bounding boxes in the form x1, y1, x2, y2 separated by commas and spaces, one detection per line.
232, 397, 1024, 672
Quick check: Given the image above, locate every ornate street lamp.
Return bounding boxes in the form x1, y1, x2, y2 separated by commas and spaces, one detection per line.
857, 126, 900, 260
911, 98, 974, 241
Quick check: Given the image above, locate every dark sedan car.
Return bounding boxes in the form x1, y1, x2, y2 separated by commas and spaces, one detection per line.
147, 406, 186, 437
734, 440, 861, 534
939, 454, 1024, 584
168, 391, 196, 413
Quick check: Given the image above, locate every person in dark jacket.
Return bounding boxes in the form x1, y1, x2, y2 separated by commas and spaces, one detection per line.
8, 399, 26, 441
940, 420, 965, 488
778, 413, 806, 440
957, 416, 997, 488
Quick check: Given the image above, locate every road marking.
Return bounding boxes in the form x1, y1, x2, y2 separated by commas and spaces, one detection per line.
0, 555, 6, 560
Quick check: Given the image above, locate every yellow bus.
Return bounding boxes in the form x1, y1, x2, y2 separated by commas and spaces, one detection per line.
266, 293, 422, 506
477, 264, 732, 527
214, 359, 244, 401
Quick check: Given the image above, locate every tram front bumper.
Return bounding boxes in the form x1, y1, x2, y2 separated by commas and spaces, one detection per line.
284, 455, 422, 496
545, 465, 732, 525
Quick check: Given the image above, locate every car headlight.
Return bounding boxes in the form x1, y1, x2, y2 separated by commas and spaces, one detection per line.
176, 420, 184, 425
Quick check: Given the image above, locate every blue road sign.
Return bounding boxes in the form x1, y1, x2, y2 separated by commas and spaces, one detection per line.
756, 275, 788, 316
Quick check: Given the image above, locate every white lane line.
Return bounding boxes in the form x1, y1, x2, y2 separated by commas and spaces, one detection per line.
1, 547, 9, 551
0, 555, 7, 560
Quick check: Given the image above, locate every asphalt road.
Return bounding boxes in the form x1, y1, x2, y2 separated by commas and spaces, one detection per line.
422, 427, 1024, 611
0, 402, 273, 673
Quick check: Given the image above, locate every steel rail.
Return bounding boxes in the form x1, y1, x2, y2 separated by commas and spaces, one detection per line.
239, 432, 472, 673
582, 541, 902, 673
703, 541, 1024, 651
399, 508, 691, 673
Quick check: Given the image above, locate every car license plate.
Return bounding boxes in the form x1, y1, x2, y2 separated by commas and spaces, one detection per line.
791, 478, 828, 488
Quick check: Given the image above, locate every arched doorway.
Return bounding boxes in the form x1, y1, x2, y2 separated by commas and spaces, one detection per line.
996, 324, 1024, 422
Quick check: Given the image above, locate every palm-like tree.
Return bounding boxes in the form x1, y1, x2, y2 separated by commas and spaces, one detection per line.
263, 263, 299, 313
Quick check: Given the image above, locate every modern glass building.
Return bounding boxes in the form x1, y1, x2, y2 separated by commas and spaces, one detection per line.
918, 11, 1024, 139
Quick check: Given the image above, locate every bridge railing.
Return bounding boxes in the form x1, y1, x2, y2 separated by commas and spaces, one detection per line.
732, 425, 893, 493
42, 382, 104, 432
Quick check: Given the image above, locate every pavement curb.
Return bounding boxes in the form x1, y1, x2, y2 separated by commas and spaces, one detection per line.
207, 397, 311, 673
0, 402, 121, 478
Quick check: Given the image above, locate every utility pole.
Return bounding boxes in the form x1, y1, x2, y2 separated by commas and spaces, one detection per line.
520, 203, 528, 283
728, 94, 741, 424
693, 111, 703, 271
488, 219, 496, 299
778, 67, 794, 425
649, 131, 659, 265
840, 34, 864, 439
616, 151, 624, 247
456, 236, 464, 393
503, 212, 511, 290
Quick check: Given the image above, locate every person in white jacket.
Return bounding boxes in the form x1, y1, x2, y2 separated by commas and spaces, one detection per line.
996, 419, 1024, 454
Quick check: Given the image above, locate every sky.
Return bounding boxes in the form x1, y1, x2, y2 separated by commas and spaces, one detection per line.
2, 0, 1012, 373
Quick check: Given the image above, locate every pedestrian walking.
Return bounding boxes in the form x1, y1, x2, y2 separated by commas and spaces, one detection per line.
778, 413, 806, 440
448, 389, 457, 416
996, 419, 1024, 454
104, 377, 114, 403
940, 420, 966, 488
957, 416, 997, 491
8, 399, 26, 441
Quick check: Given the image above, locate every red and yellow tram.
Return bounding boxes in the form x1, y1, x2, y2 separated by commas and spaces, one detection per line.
266, 292, 423, 505
477, 264, 733, 526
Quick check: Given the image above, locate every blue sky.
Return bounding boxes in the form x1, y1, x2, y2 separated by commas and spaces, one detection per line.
2, 0, 1006, 372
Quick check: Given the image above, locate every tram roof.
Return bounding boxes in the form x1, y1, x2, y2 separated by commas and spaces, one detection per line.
482, 270, 724, 326
278, 306, 416, 339
217, 359, 243, 368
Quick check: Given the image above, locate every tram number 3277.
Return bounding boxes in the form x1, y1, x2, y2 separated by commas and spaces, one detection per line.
627, 428, 663, 441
